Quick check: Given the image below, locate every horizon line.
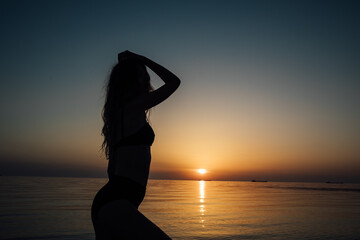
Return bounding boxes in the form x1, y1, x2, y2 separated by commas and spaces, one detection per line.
1, 174, 359, 184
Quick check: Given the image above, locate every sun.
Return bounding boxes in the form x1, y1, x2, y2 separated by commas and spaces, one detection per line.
197, 169, 207, 174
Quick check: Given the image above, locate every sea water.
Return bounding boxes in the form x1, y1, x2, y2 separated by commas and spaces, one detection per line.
0, 176, 359, 240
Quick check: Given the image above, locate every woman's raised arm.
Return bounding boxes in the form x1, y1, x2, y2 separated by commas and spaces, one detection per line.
122, 51, 181, 110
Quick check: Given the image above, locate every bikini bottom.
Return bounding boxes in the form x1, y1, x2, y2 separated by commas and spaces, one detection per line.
91, 175, 146, 225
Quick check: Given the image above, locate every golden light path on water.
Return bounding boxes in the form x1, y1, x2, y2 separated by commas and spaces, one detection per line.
199, 180, 206, 228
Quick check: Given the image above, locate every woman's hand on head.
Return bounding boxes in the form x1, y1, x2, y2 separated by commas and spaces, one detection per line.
118, 50, 144, 63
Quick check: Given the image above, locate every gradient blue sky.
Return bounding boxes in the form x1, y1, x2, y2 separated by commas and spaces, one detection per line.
1, 0, 359, 182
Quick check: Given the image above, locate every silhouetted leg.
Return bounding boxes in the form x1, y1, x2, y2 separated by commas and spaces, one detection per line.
96, 199, 171, 240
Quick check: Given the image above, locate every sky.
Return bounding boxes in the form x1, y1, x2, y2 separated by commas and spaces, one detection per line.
0, 0, 359, 182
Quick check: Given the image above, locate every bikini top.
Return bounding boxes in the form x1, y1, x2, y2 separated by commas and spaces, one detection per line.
115, 121, 155, 146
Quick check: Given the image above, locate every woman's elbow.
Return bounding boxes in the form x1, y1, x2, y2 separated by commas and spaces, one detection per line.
174, 78, 181, 90
174, 77, 181, 87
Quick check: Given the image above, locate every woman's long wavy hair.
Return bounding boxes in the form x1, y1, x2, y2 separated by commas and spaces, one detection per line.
101, 59, 152, 160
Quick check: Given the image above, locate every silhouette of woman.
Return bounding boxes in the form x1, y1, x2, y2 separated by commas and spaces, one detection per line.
91, 50, 180, 239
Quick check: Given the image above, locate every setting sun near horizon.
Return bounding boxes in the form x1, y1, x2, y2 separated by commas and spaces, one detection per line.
197, 169, 207, 175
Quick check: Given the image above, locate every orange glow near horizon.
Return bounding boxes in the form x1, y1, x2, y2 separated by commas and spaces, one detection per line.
3, 70, 360, 182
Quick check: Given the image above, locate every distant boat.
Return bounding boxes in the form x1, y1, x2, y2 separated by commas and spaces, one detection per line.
326, 181, 344, 184
251, 180, 268, 182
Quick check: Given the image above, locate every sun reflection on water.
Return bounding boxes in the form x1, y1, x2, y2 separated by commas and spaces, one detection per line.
199, 180, 206, 227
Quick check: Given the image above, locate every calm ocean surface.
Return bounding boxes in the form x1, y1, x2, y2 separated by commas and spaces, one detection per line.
0, 176, 359, 240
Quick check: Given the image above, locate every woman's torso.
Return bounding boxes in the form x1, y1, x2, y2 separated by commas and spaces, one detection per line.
107, 106, 155, 187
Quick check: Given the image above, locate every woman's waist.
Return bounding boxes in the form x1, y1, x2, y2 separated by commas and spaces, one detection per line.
110, 145, 151, 159
108, 146, 151, 187
108, 146, 151, 174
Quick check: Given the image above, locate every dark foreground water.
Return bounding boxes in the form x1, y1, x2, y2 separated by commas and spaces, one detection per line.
0, 176, 359, 240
